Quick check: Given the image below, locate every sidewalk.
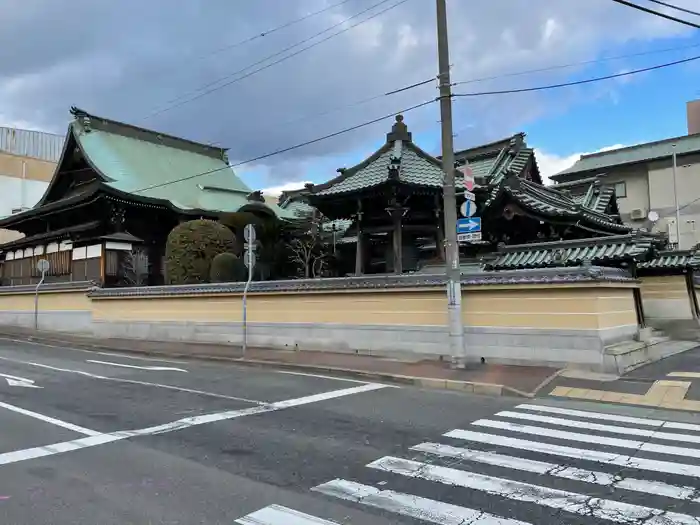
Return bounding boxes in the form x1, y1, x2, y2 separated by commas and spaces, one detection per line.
0, 328, 561, 397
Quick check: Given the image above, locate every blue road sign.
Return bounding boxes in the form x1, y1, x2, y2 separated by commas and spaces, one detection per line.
460, 200, 477, 218
456, 217, 481, 233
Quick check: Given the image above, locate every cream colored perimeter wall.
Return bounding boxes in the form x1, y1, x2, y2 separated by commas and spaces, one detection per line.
0, 290, 92, 312
0, 152, 56, 182
86, 283, 638, 331
463, 284, 638, 330
91, 289, 448, 326
641, 275, 693, 319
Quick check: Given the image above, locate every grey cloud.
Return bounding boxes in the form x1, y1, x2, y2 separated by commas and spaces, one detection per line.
0, 0, 694, 187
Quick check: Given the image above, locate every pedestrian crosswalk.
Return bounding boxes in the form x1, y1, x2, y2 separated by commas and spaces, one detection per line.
234, 402, 700, 524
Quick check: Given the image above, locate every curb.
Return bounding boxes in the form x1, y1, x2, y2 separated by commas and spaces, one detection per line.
1, 333, 531, 398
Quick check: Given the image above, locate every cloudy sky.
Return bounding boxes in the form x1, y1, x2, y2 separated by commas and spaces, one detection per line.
1, 0, 699, 198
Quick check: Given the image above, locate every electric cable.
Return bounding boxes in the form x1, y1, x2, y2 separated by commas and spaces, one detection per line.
610, 0, 700, 29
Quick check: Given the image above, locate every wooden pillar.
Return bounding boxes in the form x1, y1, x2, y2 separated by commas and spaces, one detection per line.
392, 208, 403, 274
354, 199, 364, 276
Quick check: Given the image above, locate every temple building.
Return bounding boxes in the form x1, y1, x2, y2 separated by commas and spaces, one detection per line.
0, 107, 291, 287
281, 115, 635, 275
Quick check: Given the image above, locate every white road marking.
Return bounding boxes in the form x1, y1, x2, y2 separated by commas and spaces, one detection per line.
0, 383, 388, 466
368, 456, 699, 524
516, 403, 700, 432
472, 418, 700, 460
0, 356, 265, 405
0, 434, 123, 466
86, 359, 188, 373
276, 370, 381, 384
0, 372, 41, 388
495, 410, 700, 444
0, 400, 101, 437
668, 371, 700, 379
235, 504, 341, 524
313, 479, 532, 525
412, 442, 700, 503
445, 428, 700, 478
96, 351, 186, 364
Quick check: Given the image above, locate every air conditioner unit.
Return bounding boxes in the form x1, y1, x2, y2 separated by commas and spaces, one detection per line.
630, 208, 646, 220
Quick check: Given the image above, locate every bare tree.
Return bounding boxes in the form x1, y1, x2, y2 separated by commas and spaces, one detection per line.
119, 248, 149, 286
288, 235, 328, 279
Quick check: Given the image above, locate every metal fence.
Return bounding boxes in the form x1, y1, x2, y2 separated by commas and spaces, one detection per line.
0, 126, 63, 162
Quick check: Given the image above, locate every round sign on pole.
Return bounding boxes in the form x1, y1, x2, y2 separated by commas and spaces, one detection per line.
460, 200, 476, 218
243, 223, 257, 243
243, 249, 255, 269
36, 259, 50, 274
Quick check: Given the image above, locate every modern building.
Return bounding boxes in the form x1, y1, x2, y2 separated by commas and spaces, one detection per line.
688, 99, 700, 136
551, 105, 700, 250
0, 126, 63, 243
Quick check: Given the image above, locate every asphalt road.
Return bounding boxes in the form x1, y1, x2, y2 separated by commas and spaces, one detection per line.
1, 337, 700, 524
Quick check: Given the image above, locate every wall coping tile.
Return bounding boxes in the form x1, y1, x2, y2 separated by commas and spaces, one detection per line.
88, 266, 635, 299
0, 281, 96, 296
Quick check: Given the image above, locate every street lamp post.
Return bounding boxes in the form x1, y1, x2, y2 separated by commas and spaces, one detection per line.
672, 144, 681, 248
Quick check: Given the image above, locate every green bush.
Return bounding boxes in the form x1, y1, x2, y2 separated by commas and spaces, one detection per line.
165, 219, 236, 285
209, 252, 245, 283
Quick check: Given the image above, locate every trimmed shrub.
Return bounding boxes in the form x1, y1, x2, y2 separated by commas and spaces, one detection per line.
209, 252, 245, 283
165, 219, 235, 285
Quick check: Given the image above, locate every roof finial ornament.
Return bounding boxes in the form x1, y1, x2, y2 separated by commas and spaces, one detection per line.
387, 114, 412, 143
70, 106, 92, 132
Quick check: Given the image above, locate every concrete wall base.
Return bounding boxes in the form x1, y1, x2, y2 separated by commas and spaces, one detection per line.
0, 310, 652, 372
603, 338, 698, 375
0, 310, 93, 334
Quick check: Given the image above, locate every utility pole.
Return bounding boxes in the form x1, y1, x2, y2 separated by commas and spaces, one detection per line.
436, 0, 466, 367
672, 144, 681, 249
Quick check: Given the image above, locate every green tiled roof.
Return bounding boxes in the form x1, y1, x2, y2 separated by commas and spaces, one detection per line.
277, 193, 353, 238
311, 123, 537, 198
577, 183, 615, 214
552, 132, 700, 179
280, 198, 315, 218
450, 133, 541, 186
637, 250, 700, 270
42, 108, 294, 219
484, 233, 656, 270
314, 141, 447, 196
488, 175, 630, 233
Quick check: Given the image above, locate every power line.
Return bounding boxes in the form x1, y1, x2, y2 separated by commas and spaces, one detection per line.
646, 0, 700, 17
453, 53, 700, 97
131, 98, 437, 194
153, 0, 395, 112
281, 40, 700, 128
453, 40, 700, 85
279, 76, 437, 126
610, 0, 700, 29
143, 0, 409, 121
197, 0, 357, 59
55, 49, 700, 183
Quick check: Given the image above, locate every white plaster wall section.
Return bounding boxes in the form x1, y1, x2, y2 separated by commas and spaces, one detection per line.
71, 247, 87, 261
0, 175, 48, 216
105, 242, 132, 251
